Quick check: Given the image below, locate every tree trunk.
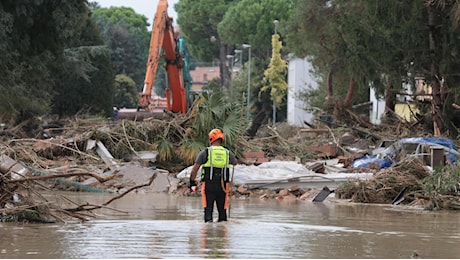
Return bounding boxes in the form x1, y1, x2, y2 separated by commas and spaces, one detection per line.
326, 66, 334, 101
246, 108, 268, 137
324, 61, 337, 114
343, 78, 356, 108
384, 80, 395, 113
427, 3, 444, 136
246, 90, 273, 137
219, 43, 231, 89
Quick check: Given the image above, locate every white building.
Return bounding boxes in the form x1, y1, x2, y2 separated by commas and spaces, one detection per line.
288, 57, 412, 126
369, 88, 385, 125
287, 57, 319, 127
369, 79, 418, 125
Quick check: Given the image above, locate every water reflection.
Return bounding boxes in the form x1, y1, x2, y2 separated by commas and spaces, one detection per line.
199, 223, 228, 258
2, 193, 460, 258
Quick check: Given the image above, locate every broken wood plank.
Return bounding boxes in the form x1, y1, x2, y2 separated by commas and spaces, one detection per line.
7, 171, 119, 184
299, 128, 330, 133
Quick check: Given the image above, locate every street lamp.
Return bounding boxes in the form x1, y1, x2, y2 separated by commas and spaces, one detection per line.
242, 44, 251, 119
274, 20, 279, 34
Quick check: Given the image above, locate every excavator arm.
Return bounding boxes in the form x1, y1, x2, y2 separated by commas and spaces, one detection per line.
138, 0, 188, 114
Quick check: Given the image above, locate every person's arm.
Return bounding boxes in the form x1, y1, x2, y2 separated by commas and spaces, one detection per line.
189, 163, 201, 183
229, 151, 238, 165
189, 149, 207, 188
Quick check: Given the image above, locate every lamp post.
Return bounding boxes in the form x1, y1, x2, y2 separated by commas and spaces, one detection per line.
242, 44, 251, 119
272, 20, 279, 126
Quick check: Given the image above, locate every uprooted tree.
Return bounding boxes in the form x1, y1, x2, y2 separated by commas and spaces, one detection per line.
284, 1, 460, 137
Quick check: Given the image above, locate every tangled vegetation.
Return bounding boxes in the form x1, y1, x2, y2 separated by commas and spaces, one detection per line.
336, 157, 460, 210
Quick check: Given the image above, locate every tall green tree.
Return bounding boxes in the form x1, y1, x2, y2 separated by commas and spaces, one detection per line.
423, 0, 460, 135
92, 6, 150, 89
218, 0, 294, 57
113, 74, 138, 109
0, 0, 111, 122
285, 0, 460, 135
284, 1, 380, 119
52, 45, 114, 117
175, 0, 236, 89
217, 0, 294, 134
52, 3, 114, 117
261, 34, 287, 123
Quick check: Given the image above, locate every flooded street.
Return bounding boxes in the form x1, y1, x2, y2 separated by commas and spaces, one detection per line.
2, 192, 460, 258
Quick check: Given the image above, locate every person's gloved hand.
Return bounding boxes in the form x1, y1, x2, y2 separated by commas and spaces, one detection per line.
188, 179, 197, 192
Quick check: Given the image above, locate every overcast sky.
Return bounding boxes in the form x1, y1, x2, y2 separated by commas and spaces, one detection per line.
95, 0, 179, 25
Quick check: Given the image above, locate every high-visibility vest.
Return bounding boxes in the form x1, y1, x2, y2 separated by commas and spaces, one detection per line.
201, 146, 230, 182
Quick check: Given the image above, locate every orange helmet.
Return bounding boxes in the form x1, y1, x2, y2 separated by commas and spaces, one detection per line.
208, 128, 224, 144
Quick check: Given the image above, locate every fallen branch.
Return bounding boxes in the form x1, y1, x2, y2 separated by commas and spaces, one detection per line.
102, 172, 157, 206
266, 126, 289, 149
7, 170, 119, 184
9, 138, 100, 160
0, 201, 52, 215
324, 125, 349, 156
56, 208, 90, 222
63, 203, 129, 213
64, 172, 157, 212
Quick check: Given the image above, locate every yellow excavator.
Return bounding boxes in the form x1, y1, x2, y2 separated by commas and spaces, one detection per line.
118, 0, 192, 120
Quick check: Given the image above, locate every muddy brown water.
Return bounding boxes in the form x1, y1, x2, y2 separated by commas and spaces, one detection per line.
2, 192, 460, 258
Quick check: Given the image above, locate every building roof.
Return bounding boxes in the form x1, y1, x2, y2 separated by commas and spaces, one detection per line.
189, 66, 220, 84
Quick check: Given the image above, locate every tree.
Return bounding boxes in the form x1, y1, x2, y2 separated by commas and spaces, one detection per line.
284, 1, 382, 120
52, 45, 114, 117
0, 0, 110, 122
113, 74, 138, 109
218, 0, 294, 57
424, 1, 459, 136
284, 0, 460, 136
91, 6, 150, 89
261, 34, 288, 124
51, 4, 114, 117
175, 0, 236, 89
217, 0, 294, 134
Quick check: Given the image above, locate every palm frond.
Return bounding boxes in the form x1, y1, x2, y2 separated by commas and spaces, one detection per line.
153, 137, 174, 162
181, 93, 246, 160
178, 138, 207, 165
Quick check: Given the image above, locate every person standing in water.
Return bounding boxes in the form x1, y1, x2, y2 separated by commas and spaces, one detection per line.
189, 128, 237, 222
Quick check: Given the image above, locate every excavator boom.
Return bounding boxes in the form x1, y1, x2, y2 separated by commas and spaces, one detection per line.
138, 0, 189, 114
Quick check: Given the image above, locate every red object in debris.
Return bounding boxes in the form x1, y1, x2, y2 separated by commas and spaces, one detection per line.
337, 156, 352, 168
243, 151, 270, 165
310, 143, 338, 158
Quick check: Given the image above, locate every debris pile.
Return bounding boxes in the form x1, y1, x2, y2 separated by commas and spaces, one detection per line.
336, 157, 431, 204
0, 153, 158, 223
1, 113, 460, 223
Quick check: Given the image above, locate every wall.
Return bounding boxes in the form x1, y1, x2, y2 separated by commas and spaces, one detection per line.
369, 88, 385, 125
287, 57, 319, 127
370, 81, 416, 124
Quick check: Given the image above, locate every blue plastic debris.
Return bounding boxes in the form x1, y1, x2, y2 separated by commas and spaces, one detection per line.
352, 137, 459, 169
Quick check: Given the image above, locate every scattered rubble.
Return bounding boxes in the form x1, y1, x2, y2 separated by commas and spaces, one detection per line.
1, 115, 460, 223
